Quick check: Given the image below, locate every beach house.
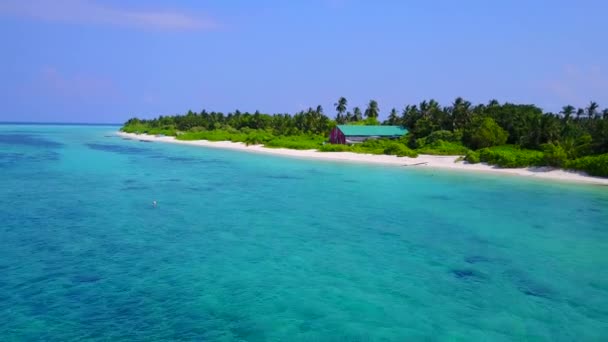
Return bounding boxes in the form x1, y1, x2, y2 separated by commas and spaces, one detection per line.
329, 125, 408, 144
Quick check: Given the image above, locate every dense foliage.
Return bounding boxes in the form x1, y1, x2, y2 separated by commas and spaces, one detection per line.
470, 146, 545, 168
122, 97, 608, 177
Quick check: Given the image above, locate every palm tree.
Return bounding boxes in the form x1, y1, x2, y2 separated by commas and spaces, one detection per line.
333, 97, 347, 124
452, 97, 472, 130
586, 101, 599, 119
603, 109, 608, 120
387, 108, 399, 125
353, 107, 363, 121
401, 105, 419, 129
316, 105, 324, 115
419, 100, 429, 117
334, 97, 347, 117
345, 111, 353, 122
576, 108, 585, 120
561, 105, 575, 122
365, 100, 379, 119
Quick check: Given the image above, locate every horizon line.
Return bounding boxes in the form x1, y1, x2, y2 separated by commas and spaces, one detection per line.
0, 121, 122, 126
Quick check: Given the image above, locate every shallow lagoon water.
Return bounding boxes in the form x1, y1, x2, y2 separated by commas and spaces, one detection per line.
1, 124, 607, 341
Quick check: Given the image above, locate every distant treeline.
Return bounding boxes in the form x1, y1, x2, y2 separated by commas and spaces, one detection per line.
122, 97, 608, 177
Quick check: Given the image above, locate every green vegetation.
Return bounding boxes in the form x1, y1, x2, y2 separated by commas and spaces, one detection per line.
352, 139, 418, 157
566, 154, 608, 177
176, 129, 325, 149
464, 117, 508, 149
318, 138, 418, 157
474, 145, 545, 168
541, 143, 568, 167
465, 150, 481, 164
122, 96, 608, 178
417, 141, 469, 156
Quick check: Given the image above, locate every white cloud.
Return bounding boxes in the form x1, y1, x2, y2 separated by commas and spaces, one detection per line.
0, 0, 217, 31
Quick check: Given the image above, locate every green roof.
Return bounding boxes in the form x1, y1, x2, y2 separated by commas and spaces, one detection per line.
337, 125, 408, 137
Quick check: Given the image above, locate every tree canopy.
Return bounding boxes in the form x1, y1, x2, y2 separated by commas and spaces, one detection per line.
122, 96, 608, 176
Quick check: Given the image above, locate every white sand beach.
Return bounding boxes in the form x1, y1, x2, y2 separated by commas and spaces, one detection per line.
117, 132, 608, 185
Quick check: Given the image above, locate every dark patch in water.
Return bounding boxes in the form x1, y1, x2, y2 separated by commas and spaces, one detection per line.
163, 156, 228, 165
207, 158, 229, 164
139, 140, 153, 143
123, 179, 137, 184
532, 223, 544, 229
121, 186, 149, 191
85, 143, 149, 155
72, 274, 102, 284
0, 152, 25, 166
464, 255, 490, 264
0, 133, 63, 148
519, 283, 553, 299
452, 269, 475, 278
166, 156, 198, 162
0, 151, 60, 168
266, 174, 305, 180
161, 178, 181, 182
452, 268, 486, 281
228, 317, 266, 341
306, 168, 332, 175
343, 179, 358, 183
40, 151, 60, 161
187, 186, 215, 192
377, 230, 400, 238
428, 194, 452, 201
507, 269, 555, 300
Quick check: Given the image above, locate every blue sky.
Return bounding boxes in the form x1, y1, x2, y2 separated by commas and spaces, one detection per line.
1, 0, 607, 123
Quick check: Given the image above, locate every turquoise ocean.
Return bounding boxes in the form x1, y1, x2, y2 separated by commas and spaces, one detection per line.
1, 124, 607, 341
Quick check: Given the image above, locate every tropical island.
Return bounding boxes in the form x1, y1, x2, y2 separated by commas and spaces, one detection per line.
121, 97, 608, 178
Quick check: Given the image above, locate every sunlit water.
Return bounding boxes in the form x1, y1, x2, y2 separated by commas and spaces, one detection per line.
1, 124, 607, 341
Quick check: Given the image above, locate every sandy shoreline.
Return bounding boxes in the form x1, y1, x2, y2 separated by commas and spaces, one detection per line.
117, 132, 608, 185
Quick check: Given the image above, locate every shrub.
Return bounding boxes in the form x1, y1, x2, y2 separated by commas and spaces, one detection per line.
264, 135, 324, 150
417, 140, 470, 155
465, 150, 480, 164
383, 142, 418, 157
425, 130, 458, 144
244, 131, 273, 145
542, 143, 568, 167
566, 154, 608, 177
330, 138, 418, 157
352, 138, 391, 154
465, 117, 509, 149
477, 145, 544, 168
177, 129, 247, 142
318, 144, 352, 152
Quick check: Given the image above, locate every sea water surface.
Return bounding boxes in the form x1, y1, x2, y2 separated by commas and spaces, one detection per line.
1, 124, 607, 341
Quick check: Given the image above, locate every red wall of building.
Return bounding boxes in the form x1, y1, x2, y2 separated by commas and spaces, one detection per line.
329, 127, 346, 144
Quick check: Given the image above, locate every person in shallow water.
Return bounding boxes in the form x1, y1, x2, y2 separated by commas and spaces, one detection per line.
153, 200, 157, 208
